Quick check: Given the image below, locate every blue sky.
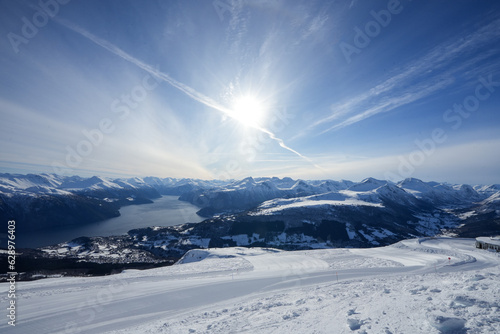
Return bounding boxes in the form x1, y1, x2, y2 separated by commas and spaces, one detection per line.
1, 0, 499, 184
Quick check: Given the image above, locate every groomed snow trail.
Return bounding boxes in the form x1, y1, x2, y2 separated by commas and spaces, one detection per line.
1, 238, 498, 334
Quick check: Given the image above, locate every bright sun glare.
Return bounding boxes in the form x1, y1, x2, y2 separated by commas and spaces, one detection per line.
232, 95, 267, 128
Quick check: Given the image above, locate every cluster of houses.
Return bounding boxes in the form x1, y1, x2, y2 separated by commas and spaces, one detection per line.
475, 237, 500, 252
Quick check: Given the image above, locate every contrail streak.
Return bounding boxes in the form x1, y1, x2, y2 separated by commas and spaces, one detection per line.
57, 20, 321, 169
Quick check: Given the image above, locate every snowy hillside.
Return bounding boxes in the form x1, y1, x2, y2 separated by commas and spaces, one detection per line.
178, 177, 500, 238
1, 238, 498, 333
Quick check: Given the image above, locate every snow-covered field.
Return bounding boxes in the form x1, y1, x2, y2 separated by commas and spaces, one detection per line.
1, 238, 499, 333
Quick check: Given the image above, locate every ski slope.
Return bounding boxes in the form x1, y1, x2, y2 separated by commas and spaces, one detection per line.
1, 238, 499, 333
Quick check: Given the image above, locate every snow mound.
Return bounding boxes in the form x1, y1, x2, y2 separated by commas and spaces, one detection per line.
178, 247, 329, 272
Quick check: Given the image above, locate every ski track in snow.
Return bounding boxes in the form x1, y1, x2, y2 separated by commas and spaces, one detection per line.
0, 238, 499, 334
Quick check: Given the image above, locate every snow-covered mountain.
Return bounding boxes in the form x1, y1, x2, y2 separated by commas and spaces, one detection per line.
398, 177, 484, 207
0, 173, 225, 232
181, 176, 497, 214
0, 173, 226, 196
1, 174, 499, 238
179, 176, 357, 215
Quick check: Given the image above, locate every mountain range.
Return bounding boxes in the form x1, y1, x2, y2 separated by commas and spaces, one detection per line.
1, 173, 499, 240
1, 173, 499, 280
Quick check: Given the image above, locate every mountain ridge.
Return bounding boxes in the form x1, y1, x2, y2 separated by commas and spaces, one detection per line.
0, 173, 498, 240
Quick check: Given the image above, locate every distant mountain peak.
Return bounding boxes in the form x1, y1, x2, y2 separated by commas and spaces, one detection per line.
348, 177, 387, 192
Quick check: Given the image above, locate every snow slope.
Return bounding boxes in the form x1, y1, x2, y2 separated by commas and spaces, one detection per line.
1, 238, 499, 334
251, 191, 383, 215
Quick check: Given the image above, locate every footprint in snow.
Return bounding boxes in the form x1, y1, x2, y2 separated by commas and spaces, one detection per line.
427, 314, 467, 334
346, 318, 365, 331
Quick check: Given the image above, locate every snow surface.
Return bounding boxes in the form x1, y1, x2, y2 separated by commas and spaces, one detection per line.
476, 237, 500, 247
1, 238, 499, 334
252, 191, 383, 215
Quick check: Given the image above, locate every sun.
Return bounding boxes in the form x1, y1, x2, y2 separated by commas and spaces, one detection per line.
231, 95, 267, 128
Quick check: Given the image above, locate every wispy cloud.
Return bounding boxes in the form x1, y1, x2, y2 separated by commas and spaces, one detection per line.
320, 77, 454, 134
56, 20, 230, 116
56, 19, 321, 170
302, 16, 500, 136
295, 9, 329, 45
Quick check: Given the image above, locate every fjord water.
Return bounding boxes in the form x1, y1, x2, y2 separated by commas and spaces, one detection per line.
15, 196, 203, 248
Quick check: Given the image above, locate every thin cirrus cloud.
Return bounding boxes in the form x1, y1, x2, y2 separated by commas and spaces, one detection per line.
1, 1, 499, 183
321, 77, 455, 134
301, 16, 500, 136
55, 18, 322, 171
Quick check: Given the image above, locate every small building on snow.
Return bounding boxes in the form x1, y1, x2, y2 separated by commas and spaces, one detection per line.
475, 237, 500, 252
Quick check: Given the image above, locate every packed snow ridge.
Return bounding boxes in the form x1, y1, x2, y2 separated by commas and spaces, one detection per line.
1, 237, 499, 334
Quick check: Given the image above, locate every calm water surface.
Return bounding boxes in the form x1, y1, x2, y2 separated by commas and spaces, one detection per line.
13, 196, 203, 248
